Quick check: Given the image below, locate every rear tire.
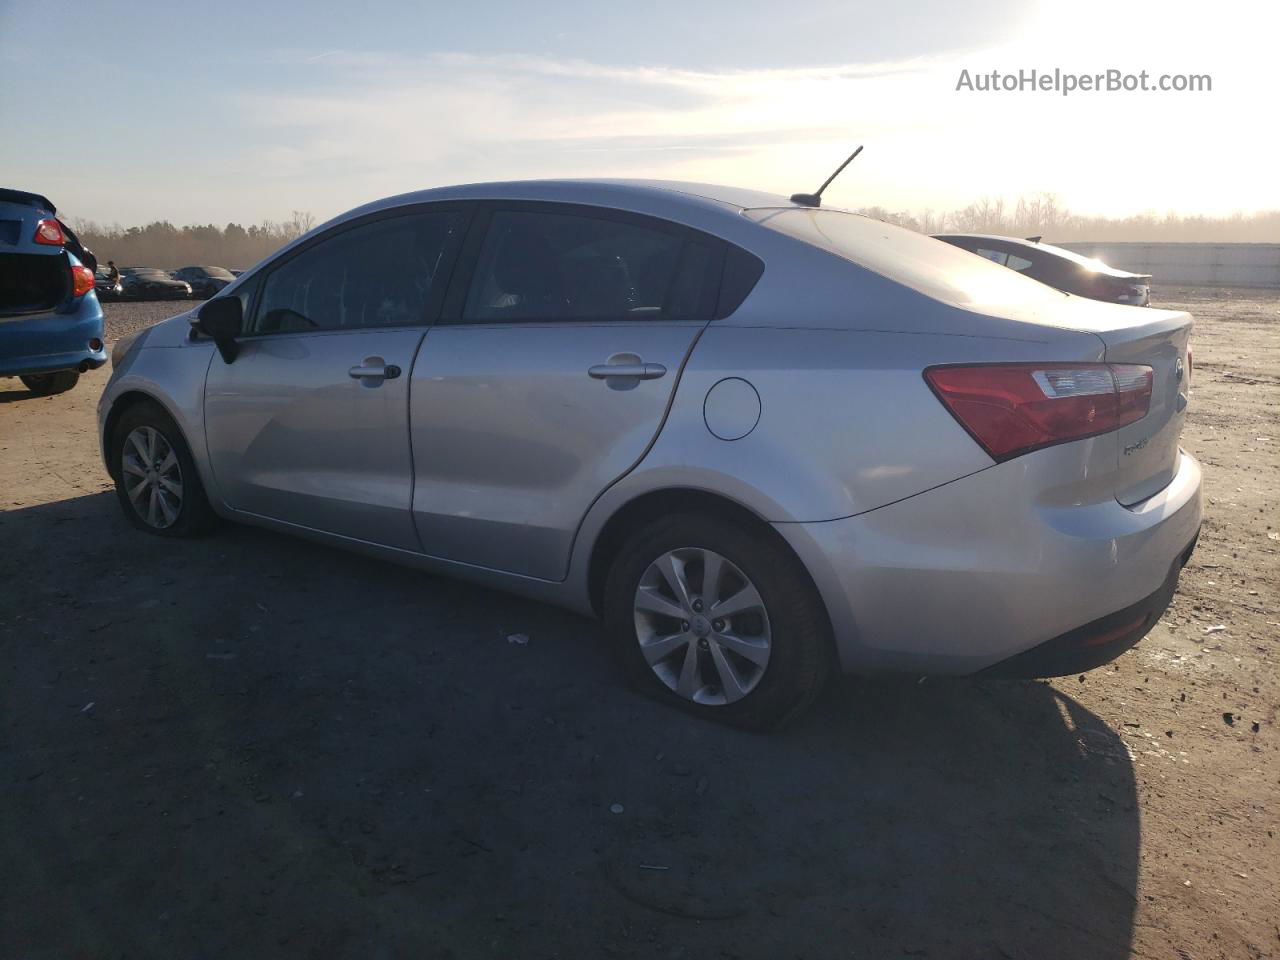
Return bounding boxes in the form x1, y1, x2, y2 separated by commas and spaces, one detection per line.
21, 371, 80, 395
111, 400, 217, 537
603, 512, 833, 731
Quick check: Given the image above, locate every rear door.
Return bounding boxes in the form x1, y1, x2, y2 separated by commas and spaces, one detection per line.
204, 205, 469, 550
409, 202, 723, 580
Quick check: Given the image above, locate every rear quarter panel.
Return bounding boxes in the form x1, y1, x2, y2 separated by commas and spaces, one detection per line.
612, 321, 1108, 525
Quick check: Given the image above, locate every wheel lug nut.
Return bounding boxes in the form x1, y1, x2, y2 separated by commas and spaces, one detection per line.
712, 619, 725, 632
681, 621, 690, 632
692, 599, 703, 612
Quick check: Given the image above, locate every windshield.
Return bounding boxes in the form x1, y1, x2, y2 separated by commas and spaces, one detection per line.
747, 208, 1065, 308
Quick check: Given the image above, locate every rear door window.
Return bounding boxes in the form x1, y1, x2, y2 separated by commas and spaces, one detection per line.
460, 208, 714, 323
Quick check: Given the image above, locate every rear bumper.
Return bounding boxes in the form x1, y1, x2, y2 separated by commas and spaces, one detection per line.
980, 530, 1196, 677
775, 447, 1203, 675
0, 300, 106, 376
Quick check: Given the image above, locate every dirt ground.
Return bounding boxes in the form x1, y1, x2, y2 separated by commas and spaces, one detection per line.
1, 290, 1276, 959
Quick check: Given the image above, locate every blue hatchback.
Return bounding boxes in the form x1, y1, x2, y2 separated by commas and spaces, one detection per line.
1, 188, 106, 395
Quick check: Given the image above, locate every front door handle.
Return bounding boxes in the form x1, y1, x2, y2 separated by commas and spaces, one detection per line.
588, 362, 667, 381
348, 356, 401, 385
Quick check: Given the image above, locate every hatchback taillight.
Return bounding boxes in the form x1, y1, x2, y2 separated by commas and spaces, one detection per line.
71, 265, 95, 297
924, 363, 1153, 461
33, 218, 65, 246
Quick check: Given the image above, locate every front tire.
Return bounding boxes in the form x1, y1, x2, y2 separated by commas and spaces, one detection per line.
111, 401, 216, 537
603, 513, 833, 731
21, 371, 80, 395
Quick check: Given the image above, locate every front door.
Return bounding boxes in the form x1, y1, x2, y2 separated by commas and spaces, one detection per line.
409, 203, 722, 580
204, 206, 468, 551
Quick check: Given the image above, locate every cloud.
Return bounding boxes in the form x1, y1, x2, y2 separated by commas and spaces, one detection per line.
183, 2, 1280, 220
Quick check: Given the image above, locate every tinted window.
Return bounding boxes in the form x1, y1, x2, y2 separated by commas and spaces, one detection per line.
462, 209, 708, 323
975, 247, 1009, 266
1006, 254, 1034, 272
252, 211, 463, 334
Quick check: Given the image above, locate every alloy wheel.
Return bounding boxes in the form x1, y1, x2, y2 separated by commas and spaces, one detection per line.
633, 547, 772, 705
121, 425, 184, 529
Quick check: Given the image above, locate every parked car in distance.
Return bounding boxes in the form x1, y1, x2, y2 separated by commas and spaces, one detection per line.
95, 266, 124, 301
122, 268, 191, 300
172, 265, 235, 299
933, 234, 1152, 305
100, 180, 1200, 729
1, 187, 106, 395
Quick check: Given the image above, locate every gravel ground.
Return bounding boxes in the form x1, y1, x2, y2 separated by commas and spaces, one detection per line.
102, 299, 196, 343
1, 289, 1276, 959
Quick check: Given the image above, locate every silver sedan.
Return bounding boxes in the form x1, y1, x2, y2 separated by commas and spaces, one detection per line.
99, 180, 1202, 729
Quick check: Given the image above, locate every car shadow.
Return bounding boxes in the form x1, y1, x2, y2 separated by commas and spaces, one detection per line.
1, 493, 1139, 960
0, 384, 40, 403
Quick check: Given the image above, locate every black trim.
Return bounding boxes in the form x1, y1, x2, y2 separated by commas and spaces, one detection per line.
980, 531, 1199, 678
715, 246, 765, 319
440, 204, 492, 323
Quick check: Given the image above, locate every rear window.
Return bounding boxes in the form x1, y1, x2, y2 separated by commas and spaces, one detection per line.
746, 208, 1064, 307
462, 209, 711, 323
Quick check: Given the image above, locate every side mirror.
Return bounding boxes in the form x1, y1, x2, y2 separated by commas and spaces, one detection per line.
196, 296, 243, 363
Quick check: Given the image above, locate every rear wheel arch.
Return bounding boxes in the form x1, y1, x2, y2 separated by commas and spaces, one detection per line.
585, 487, 830, 630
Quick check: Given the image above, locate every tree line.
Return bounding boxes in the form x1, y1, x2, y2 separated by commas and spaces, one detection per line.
70, 199, 1277, 271
68, 212, 317, 270
857, 195, 1280, 243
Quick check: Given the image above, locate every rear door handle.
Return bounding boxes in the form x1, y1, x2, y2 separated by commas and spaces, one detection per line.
588, 362, 667, 380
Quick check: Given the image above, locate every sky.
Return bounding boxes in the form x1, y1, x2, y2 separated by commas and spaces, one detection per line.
1, 0, 1276, 227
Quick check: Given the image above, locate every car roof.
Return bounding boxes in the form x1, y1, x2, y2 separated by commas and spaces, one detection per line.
934, 233, 1144, 278
379, 179, 796, 211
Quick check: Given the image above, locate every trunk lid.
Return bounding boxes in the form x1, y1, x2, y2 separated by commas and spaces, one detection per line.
1069, 304, 1192, 504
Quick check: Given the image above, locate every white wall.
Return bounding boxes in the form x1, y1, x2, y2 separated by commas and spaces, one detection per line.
1053, 243, 1280, 289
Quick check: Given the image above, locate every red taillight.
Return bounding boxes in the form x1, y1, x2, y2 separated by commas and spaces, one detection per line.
924, 362, 1153, 461
71, 265, 95, 297
1186, 349, 1193, 385
33, 218, 66, 246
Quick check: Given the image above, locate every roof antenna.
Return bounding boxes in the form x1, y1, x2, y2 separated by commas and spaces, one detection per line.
790, 145, 863, 208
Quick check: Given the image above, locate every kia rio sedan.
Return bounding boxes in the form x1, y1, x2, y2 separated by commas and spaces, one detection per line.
99, 181, 1201, 729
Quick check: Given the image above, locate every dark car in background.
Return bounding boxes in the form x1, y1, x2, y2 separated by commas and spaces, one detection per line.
173, 265, 235, 299
95, 266, 124, 301
0, 188, 106, 395
934, 234, 1152, 306
123, 268, 192, 301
